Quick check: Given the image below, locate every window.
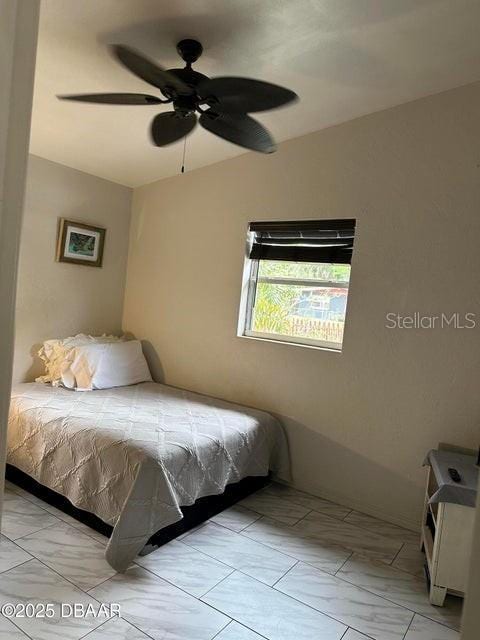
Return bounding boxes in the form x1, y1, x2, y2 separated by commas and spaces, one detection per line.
238, 219, 356, 351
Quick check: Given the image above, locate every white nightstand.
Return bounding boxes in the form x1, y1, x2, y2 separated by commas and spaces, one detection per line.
421, 448, 478, 606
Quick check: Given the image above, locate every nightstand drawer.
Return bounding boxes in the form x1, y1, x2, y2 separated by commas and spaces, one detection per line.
435, 502, 476, 593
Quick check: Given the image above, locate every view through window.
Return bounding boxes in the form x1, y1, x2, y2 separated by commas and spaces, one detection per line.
245, 260, 351, 349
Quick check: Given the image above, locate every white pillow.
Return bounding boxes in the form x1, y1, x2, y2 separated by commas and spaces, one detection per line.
62, 340, 152, 391
36, 334, 123, 386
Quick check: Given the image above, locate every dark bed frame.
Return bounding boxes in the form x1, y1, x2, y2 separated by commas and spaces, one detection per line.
5, 464, 269, 548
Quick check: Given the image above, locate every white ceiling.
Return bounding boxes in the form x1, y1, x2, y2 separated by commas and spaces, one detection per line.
30, 0, 480, 187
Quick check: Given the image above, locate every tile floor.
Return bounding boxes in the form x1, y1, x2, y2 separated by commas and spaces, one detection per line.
0, 480, 462, 640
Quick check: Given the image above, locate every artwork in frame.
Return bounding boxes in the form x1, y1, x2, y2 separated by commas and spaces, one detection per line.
56, 218, 106, 267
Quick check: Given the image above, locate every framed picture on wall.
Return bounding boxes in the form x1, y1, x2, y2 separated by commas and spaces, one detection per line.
56, 218, 106, 267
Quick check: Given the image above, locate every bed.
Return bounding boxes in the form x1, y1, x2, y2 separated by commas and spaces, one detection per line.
7, 381, 290, 572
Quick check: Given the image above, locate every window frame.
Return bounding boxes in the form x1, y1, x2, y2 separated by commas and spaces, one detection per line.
238, 256, 350, 351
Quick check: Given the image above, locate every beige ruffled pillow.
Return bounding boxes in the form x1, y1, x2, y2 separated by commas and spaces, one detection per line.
36, 334, 124, 386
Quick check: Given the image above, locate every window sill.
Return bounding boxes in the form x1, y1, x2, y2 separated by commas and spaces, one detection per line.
237, 332, 343, 353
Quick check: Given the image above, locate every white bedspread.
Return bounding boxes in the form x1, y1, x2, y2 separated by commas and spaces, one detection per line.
7, 382, 290, 571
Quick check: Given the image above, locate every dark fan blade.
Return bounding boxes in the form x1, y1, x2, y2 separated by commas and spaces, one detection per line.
150, 111, 197, 146
58, 93, 163, 105
112, 45, 192, 96
197, 77, 298, 113
199, 111, 276, 153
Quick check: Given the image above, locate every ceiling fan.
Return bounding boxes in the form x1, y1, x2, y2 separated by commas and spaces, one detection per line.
58, 39, 298, 154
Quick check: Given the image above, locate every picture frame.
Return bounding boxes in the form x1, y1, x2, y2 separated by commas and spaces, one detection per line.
56, 218, 106, 267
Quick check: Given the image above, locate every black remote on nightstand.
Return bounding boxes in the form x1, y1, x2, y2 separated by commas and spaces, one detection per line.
448, 467, 462, 483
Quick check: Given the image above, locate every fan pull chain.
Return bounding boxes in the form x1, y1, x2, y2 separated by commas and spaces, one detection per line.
181, 136, 187, 174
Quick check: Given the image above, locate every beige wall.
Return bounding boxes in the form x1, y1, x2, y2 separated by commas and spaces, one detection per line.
123, 82, 480, 529
13, 155, 132, 383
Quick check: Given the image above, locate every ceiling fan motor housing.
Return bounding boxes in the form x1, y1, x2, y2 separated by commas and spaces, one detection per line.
166, 68, 210, 113
168, 41, 209, 114
172, 92, 199, 116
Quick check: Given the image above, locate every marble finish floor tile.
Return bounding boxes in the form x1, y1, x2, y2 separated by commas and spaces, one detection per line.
1, 493, 61, 540
239, 491, 311, 525
263, 484, 352, 520
404, 614, 460, 639
3, 483, 48, 508
3, 483, 22, 497
337, 554, 462, 630
15, 521, 117, 590
211, 505, 261, 532
392, 543, 427, 578
241, 516, 351, 574
5, 484, 109, 544
0, 534, 32, 573
182, 522, 296, 585
342, 631, 372, 640
344, 511, 420, 545
1, 482, 464, 640
293, 510, 402, 563
275, 562, 413, 640
0, 559, 109, 640
80, 616, 152, 639
0, 615, 29, 639
31, 502, 109, 544
136, 539, 233, 597
68, 521, 108, 545
215, 621, 265, 639
90, 564, 229, 640
4, 480, 18, 491
202, 571, 346, 640
177, 522, 210, 541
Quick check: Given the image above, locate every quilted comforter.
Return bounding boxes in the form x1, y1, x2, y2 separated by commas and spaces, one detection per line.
7, 382, 290, 571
